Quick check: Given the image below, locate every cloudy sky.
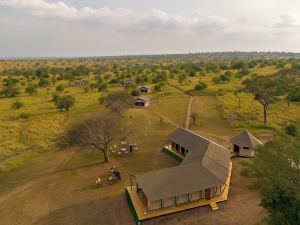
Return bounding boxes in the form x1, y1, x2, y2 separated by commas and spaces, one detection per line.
0, 0, 300, 57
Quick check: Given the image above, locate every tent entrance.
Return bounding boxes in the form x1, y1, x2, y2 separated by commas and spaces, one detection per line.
233, 144, 240, 154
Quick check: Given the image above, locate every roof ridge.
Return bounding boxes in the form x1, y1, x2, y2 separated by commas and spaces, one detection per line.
181, 128, 229, 151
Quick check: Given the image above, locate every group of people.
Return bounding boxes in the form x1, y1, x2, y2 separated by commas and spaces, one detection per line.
96, 165, 122, 188
109, 165, 122, 181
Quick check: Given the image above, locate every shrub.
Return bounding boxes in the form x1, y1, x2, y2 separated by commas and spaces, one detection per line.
38, 78, 50, 87
56, 84, 64, 92
194, 82, 207, 91
291, 87, 300, 102
0, 86, 20, 98
285, 124, 297, 136
11, 100, 24, 110
19, 112, 30, 119
131, 89, 139, 96
25, 84, 38, 95
51, 92, 59, 102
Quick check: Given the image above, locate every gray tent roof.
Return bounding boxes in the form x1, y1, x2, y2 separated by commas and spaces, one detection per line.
138, 85, 151, 90
135, 128, 231, 202
134, 96, 150, 102
230, 130, 262, 149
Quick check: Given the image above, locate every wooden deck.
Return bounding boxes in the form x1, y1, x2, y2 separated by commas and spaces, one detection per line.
126, 162, 232, 221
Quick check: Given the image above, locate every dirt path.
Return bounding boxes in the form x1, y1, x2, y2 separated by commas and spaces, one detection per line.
185, 96, 193, 129
152, 111, 179, 128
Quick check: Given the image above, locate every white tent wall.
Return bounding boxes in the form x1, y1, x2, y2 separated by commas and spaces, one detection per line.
163, 197, 176, 207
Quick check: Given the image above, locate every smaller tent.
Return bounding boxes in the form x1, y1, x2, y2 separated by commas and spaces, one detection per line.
134, 96, 150, 107
230, 130, 263, 157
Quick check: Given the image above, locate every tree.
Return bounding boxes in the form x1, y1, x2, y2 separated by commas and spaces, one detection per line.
54, 95, 75, 111
231, 61, 246, 71
99, 91, 133, 114
277, 70, 300, 107
243, 76, 279, 126
38, 78, 50, 87
242, 135, 300, 225
25, 84, 38, 96
65, 112, 125, 163
0, 86, 20, 98
11, 100, 24, 110
97, 83, 107, 92
194, 82, 207, 91
56, 84, 65, 92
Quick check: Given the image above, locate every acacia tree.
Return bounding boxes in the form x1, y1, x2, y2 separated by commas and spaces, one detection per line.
66, 112, 126, 163
277, 69, 300, 107
99, 90, 133, 115
243, 76, 279, 126
242, 135, 300, 225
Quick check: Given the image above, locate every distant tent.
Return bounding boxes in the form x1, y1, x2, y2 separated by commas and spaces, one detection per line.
230, 130, 263, 157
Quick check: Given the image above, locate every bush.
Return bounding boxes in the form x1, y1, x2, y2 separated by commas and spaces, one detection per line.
97, 83, 107, 92
56, 84, 64, 92
38, 78, 50, 87
11, 100, 24, 110
25, 84, 38, 95
194, 82, 207, 91
19, 112, 30, 119
291, 87, 300, 102
131, 89, 139, 96
52, 92, 59, 102
285, 124, 297, 136
0, 86, 20, 98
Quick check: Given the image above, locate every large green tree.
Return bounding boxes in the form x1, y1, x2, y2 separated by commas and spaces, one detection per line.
243, 76, 279, 126
242, 135, 300, 225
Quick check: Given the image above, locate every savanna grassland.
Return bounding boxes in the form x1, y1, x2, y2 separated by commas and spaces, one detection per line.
0, 53, 299, 225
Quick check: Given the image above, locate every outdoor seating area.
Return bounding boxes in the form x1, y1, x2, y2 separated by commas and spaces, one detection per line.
110, 142, 138, 156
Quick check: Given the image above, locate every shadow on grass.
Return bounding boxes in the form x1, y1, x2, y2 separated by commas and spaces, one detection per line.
32, 194, 135, 225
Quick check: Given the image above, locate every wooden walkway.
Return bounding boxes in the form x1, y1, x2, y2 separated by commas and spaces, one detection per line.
126, 162, 232, 221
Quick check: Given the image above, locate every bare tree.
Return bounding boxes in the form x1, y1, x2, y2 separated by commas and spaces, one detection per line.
66, 112, 125, 163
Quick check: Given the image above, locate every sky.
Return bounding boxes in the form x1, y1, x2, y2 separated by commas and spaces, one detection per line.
0, 0, 300, 57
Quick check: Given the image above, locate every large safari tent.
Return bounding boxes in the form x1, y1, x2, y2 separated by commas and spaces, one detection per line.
126, 128, 232, 222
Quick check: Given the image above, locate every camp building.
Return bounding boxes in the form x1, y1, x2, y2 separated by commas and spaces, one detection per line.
230, 130, 263, 157
133, 128, 231, 211
134, 96, 150, 108
138, 85, 151, 93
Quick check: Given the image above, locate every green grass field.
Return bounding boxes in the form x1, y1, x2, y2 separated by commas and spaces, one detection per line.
0, 58, 299, 225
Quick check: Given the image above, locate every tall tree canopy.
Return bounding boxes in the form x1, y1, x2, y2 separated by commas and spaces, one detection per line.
243, 135, 300, 225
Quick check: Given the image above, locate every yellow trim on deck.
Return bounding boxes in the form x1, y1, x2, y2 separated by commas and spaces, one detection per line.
126, 162, 232, 221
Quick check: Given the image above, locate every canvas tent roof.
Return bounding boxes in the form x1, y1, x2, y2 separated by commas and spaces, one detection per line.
230, 130, 262, 149
135, 128, 231, 202
134, 96, 150, 102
